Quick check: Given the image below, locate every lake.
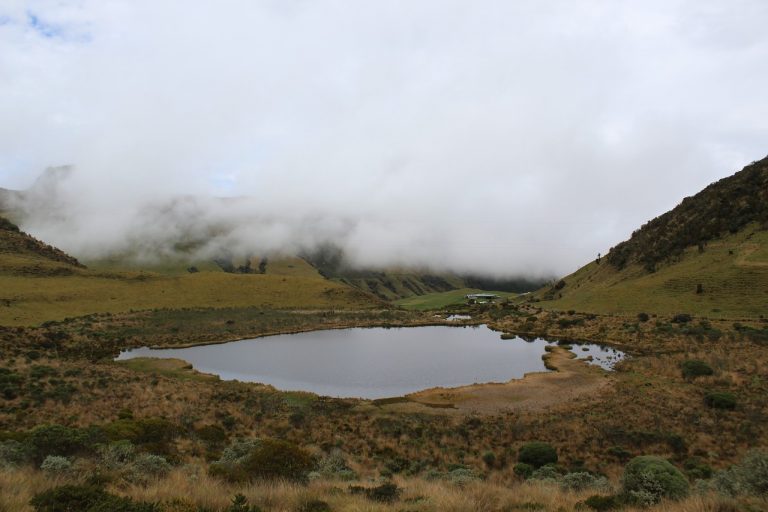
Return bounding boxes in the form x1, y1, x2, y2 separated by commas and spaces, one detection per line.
117, 325, 624, 399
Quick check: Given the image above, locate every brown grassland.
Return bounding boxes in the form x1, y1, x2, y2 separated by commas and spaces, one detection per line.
1, 216, 767, 510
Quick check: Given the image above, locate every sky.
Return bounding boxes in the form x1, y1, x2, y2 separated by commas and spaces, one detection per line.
1, 1, 767, 277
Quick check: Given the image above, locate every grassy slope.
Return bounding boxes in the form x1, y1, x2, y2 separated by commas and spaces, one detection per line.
334, 272, 466, 301
395, 288, 517, 310
0, 220, 380, 326
0, 270, 380, 326
538, 225, 768, 318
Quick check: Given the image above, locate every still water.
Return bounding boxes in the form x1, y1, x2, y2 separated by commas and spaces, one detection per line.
117, 326, 624, 399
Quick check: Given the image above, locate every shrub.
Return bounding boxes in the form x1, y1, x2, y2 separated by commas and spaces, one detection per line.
364, 482, 400, 503
637, 313, 650, 323
26, 424, 90, 463
666, 433, 688, 455
606, 446, 632, 462
671, 314, 692, 324
482, 450, 496, 468
211, 439, 312, 483
217, 439, 262, 465
313, 451, 357, 481
30, 485, 109, 512
513, 462, 534, 479
681, 360, 714, 379
102, 418, 177, 449
225, 494, 261, 512
296, 499, 331, 512
622, 456, 689, 505
447, 467, 481, 486
530, 465, 561, 482
40, 455, 73, 475
30, 484, 158, 512
196, 425, 227, 448
0, 439, 30, 468
241, 439, 313, 482
124, 454, 171, 484
705, 392, 736, 410
683, 457, 713, 480
560, 472, 610, 492
713, 450, 768, 497
582, 494, 622, 511
98, 440, 136, 470
518, 442, 558, 469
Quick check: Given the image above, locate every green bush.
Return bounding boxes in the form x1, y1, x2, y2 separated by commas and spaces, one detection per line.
637, 313, 650, 323
622, 456, 689, 505
26, 424, 91, 463
358, 482, 400, 503
681, 360, 714, 379
30, 485, 158, 512
529, 464, 561, 482
518, 442, 558, 469
40, 455, 72, 475
713, 450, 768, 497
582, 494, 622, 511
98, 440, 136, 470
704, 392, 736, 410
210, 439, 313, 483
513, 462, 534, 479
225, 494, 261, 512
311, 451, 357, 481
482, 450, 496, 468
560, 472, 610, 492
447, 467, 481, 486
124, 454, 171, 484
30, 485, 109, 512
683, 457, 713, 480
296, 499, 331, 512
0, 439, 30, 468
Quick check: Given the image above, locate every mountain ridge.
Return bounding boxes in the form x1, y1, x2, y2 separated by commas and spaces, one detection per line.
536, 155, 768, 318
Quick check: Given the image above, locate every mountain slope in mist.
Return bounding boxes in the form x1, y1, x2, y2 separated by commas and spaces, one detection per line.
537, 156, 768, 318
0, 214, 381, 326
303, 244, 547, 300
0, 216, 83, 273
0, 168, 549, 300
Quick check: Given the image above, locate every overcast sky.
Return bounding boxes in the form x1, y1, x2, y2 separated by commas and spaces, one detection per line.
1, 1, 767, 276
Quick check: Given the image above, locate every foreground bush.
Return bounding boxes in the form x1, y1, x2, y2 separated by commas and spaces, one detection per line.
622, 456, 689, 505
27, 424, 92, 463
210, 438, 313, 483
714, 450, 768, 498
582, 494, 622, 511
30, 485, 157, 512
518, 442, 558, 468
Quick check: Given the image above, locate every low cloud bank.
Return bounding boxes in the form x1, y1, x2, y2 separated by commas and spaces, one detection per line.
1, 1, 767, 277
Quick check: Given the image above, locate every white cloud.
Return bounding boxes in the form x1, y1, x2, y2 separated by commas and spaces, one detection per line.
0, 0, 767, 276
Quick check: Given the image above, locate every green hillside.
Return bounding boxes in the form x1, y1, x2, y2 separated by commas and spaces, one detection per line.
0, 217, 381, 326
537, 156, 768, 319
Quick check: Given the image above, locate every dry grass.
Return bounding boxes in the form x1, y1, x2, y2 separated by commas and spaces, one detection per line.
0, 270, 380, 326
535, 226, 768, 319
0, 467, 758, 512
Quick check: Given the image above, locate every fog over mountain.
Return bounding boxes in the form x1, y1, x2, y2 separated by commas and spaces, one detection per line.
1, 1, 767, 277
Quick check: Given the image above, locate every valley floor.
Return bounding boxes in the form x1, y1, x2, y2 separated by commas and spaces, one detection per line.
1, 304, 767, 511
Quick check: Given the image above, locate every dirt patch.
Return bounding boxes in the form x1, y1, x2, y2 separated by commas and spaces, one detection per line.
398, 346, 613, 414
